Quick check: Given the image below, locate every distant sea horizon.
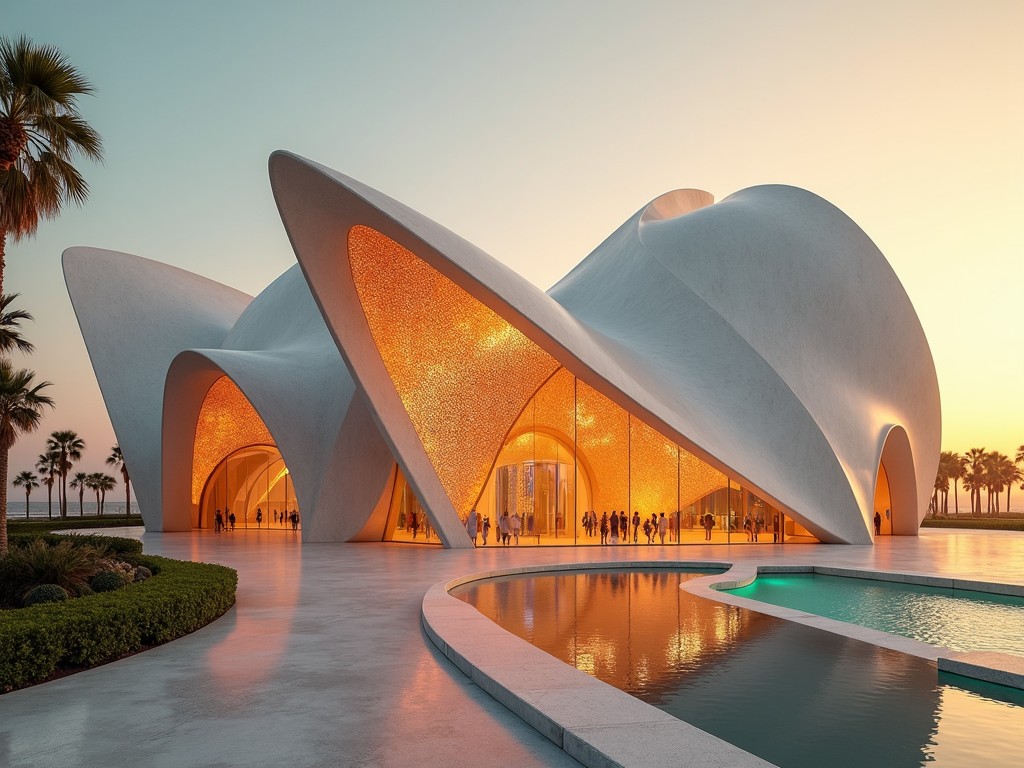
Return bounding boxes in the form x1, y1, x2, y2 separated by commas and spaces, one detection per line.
6, 501, 135, 519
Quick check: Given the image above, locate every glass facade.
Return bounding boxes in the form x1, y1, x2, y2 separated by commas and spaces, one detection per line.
199, 445, 300, 531
346, 224, 812, 547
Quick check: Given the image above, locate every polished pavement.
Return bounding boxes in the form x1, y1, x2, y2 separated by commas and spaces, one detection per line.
1, 528, 1023, 768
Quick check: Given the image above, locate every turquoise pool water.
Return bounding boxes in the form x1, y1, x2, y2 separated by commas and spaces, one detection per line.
727, 573, 1024, 656
454, 569, 1024, 768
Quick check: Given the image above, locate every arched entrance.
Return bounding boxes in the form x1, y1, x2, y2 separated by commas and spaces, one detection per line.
874, 425, 918, 537
199, 445, 300, 530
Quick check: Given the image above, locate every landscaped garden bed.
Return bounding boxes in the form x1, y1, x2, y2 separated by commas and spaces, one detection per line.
0, 532, 236, 692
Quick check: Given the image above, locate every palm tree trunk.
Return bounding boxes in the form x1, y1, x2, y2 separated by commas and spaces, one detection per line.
79, 489, 84, 516
124, 472, 131, 518
61, 471, 68, 518
100, 489, 105, 515
1008, 485, 1012, 517
0, 229, 6, 302
24, 490, 29, 518
0, 445, 9, 557
954, 479, 959, 515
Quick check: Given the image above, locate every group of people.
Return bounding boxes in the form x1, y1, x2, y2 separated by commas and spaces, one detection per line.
212, 507, 300, 532
466, 509, 521, 546
214, 508, 236, 533
742, 512, 781, 542
406, 509, 436, 540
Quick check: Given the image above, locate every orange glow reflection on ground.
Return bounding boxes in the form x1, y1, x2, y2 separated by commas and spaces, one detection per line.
348, 225, 559, 520
192, 376, 274, 504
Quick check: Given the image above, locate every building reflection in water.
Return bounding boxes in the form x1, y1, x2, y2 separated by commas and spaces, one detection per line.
453, 569, 1024, 768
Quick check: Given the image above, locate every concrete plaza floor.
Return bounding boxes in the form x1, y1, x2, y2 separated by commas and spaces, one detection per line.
1, 528, 1023, 767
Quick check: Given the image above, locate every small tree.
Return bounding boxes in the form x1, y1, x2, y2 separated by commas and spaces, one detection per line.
12, 468, 37, 518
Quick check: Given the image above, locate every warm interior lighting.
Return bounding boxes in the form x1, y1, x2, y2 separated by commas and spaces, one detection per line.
348, 225, 559, 520
191, 376, 275, 505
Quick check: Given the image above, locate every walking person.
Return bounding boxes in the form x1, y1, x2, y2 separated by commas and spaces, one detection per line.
511, 512, 522, 545
600, 512, 609, 545
619, 511, 628, 544
410, 509, 419, 539
703, 512, 714, 541
482, 516, 491, 545
214, 509, 223, 534
256, 508, 263, 528
467, 508, 478, 545
658, 512, 668, 544
632, 511, 640, 543
499, 510, 511, 546
609, 510, 619, 545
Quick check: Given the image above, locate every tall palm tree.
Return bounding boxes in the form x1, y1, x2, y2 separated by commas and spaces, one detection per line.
963, 447, 987, 516
35, 449, 57, 518
949, 452, 964, 515
1016, 445, 1024, 468
85, 471, 102, 511
97, 473, 116, 514
0, 293, 33, 355
69, 470, 88, 516
106, 444, 131, 517
0, 360, 53, 555
11, 468, 37, 518
0, 35, 103, 297
46, 429, 84, 518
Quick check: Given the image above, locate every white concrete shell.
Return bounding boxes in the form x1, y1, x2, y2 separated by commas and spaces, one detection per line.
270, 151, 939, 545
63, 251, 394, 541
64, 151, 939, 546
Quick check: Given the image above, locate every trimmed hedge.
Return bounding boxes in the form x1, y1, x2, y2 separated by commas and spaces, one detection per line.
7, 516, 145, 535
0, 553, 236, 692
921, 517, 1024, 531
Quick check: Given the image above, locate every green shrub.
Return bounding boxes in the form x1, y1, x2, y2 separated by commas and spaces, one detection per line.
0, 554, 237, 692
1, 539, 108, 602
23, 584, 70, 606
7, 532, 143, 557
90, 571, 125, 593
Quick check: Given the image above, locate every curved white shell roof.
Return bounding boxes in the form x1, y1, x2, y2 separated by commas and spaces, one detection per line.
63, 152, 940, 545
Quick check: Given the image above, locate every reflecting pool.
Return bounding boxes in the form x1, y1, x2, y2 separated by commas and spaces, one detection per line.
727, 573, 1024, 656
453, 569, 1024, 768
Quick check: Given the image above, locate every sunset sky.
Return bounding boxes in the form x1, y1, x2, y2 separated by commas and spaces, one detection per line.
5, 1, 1023, 500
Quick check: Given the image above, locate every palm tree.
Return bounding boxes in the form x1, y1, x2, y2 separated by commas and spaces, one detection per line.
1006, 463, 1023, 517
1016, 445, 1024, 469
0, 360, 53, 555
963, 447, 987, 516
106, 444, 131, 517
0, 293, 33, 355
35, 449, 57, 518
97, 473, 116, 514
949, 452, 964, 515
85, 472, 102, 511
0, 35, 103, 297
11, 468, 37, 518
46, 429, 84, 518
69, 470, 88, 516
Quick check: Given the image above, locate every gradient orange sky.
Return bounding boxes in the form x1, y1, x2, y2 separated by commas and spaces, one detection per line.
5, 2, 1023, 499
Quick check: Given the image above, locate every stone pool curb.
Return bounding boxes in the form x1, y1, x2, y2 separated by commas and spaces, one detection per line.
422, 561, 775, 768
689, 564, 1024, 689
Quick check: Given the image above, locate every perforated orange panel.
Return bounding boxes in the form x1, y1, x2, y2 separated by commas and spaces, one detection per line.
348, 225, 560, 520
191, 376, 275, 504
